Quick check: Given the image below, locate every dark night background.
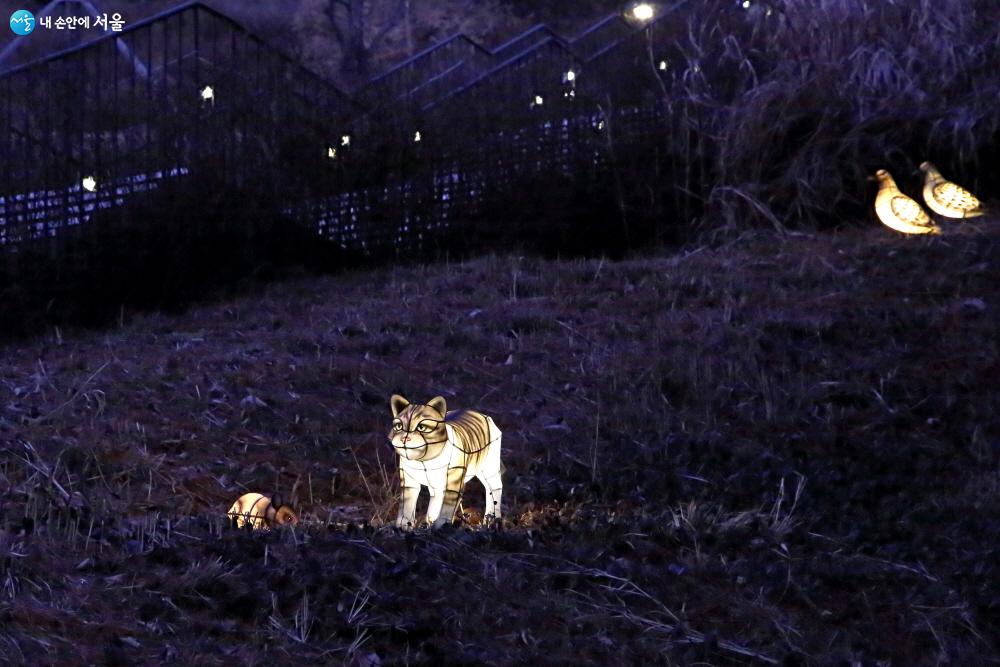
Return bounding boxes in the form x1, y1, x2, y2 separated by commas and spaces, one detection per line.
0, 0, 998, 665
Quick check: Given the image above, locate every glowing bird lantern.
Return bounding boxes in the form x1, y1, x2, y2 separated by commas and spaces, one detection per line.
227, 493, 299, 529
872, 169, 940, 235
341, 134, 351, 147
82, 176, 97, 192
919, 161, 986, 219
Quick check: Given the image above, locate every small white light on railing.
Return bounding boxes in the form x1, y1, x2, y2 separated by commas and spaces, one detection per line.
327, 147, 338, 159
631, 3, 655, 22
200, 85, 214, 103
414, 130, 422, 143
341, 134, 351, 146
531, 94, 544, 107
564, 69, 576, 83
659, 59, 669, 70
82, 176, 97, 192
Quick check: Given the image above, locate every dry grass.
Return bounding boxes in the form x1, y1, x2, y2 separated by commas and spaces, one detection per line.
0, 220, 998, 664
651, 0, 1000, 233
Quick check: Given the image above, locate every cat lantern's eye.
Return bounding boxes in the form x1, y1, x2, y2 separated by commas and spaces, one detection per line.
392, 421, 403, 432
416, 422, 433, 434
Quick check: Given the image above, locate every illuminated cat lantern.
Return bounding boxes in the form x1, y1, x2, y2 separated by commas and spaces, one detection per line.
227, 493, 299, 529
388, 395, 503, 529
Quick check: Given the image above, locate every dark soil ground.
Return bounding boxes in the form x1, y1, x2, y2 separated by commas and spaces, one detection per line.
1, 222, 998, 665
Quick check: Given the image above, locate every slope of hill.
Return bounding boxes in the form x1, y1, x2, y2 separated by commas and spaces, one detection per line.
0, 223, 997, 664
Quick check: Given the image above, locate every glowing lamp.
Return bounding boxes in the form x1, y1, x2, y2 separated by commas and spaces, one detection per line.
532, 94, 544, 107
327, 147, 337, 159
227, 493, 299, 529
414, 130, 422, 143
631, 3, 655, 22
741, 0, 751, 8
82, 176, 97, 192
872, 169, 940, 235
200, 85, 214, 103
341, 134, 351, 147
564, 69, 576, 83
659, 59, 669, 70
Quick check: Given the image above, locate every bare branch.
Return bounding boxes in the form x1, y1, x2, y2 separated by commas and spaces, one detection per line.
369, 0, 407, 49
324, 1, 347, 47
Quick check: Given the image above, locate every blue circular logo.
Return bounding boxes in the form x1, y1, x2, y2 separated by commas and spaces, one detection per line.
10, 10, 35, 35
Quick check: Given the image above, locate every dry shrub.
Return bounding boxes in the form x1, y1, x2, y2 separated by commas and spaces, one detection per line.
665, 0, 1000, 232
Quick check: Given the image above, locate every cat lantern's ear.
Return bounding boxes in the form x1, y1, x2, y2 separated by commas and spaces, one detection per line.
390, 394, 410, 417
427, 396, 447, 417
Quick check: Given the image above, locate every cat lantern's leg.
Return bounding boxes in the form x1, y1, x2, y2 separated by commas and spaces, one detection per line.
431, 465, 467, 528
395, 465, 420, 530
481, 472, 503, 525
425, 488, 444, 526
481, 420, 503, 525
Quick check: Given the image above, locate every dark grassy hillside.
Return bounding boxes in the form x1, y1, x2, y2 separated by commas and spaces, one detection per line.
1, 222, 998, 665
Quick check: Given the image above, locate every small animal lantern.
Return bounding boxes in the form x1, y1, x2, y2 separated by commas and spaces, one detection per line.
227, 493, 299, 529
872, 169, 940, 235
388, 395, 503, 529
919, 161, 986, 219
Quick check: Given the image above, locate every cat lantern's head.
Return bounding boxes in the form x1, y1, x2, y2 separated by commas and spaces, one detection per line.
270, 495, 300, 527
389, 395, 449, 461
